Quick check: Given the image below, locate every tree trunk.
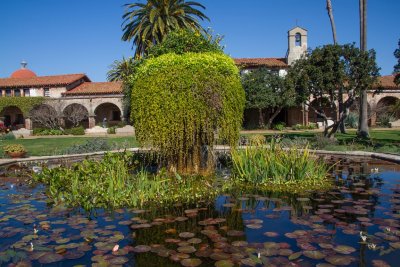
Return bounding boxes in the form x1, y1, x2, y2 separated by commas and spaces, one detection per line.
326, 0, 338, 44
338, 87, 346, 133
258, 108, 265, 128
358, 0, 369, 138
266, 107, 283, 129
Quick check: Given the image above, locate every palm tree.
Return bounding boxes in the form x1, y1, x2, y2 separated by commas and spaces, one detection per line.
326, 0, 337, 45
107, 57, 136, 82
121, 0, 209, 58
358, 0, 369, 138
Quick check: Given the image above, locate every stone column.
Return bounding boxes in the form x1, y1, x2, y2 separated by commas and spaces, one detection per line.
88, 116, 96, 128
24, 117, 32, 130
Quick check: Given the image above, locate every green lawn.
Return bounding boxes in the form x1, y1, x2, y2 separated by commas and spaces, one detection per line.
0, 136, 138, 158
243, 129, 400, 154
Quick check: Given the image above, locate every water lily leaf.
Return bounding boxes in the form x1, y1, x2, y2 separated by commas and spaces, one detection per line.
210, 252, 231, 261
325, 255, 354, 265
63, 250, 85, 260
215, 259, 234, 267
178, 246, 196, 254
333, 245, 356, 255
179, 232, 195, 239
288, 251, 302, 260
108, 256, 129, 265
132, 245, 151, 253
303, 250, 326, 260
181, 258, 202, 267
38, 252, 63, 264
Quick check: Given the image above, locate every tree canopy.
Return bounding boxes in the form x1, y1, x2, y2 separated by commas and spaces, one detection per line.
130, 53, 245, 174
286, 44, 380, 137
121, 0, 209, 58
241, 68, 295, 129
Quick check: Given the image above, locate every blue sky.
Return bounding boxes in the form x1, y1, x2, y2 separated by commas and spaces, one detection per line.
0, 0, 399, 81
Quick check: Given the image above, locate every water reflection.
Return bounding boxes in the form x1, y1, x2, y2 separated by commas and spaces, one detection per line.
0, 158, 399, 266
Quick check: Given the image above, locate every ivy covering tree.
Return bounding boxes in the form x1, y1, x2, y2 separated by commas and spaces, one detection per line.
241, 68, 295, 129
394, 38, 400, 85
286, 44, 379, 138
130, 53, 245, 174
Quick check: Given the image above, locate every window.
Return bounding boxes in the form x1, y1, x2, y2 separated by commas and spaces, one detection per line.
44, 88, 50, 97
6, 89, 11, 96
14, 89, 21, 97
24, 88, 30, 96
295, 33, 302, 46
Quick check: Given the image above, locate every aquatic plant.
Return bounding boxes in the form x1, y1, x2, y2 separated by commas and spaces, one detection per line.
230, 140, 331, 191
33, 152, 219, 210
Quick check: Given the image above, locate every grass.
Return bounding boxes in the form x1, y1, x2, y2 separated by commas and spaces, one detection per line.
0, 136, 138, 158
242, 129, 400, 154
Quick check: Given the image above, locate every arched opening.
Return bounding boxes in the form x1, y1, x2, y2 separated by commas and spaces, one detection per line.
94, 103, 122, 127
295, 33, 302, 46
63, 104, 89, 128
376, 96, 400, 126
0, 106, 24, 130
29, 104, 59, 129
308, 98, 336, 124
349, 98, 372, 127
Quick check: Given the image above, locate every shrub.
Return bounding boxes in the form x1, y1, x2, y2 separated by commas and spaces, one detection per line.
273, 122, 285, 131
33, 128, 64, 136
62, 138, 110, 154
248, 134, 266, 145
313, 134, 338, 149
131, 52, 245, 174
0, 132, 16, 140
64, 126, 85, 135
107, 126, 117, 134
344, 112, 359, 128
280, 137, 310, 148
378, 114, 395, 128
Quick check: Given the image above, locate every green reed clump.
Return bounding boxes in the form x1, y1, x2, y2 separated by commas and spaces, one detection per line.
230, 139, 331, 191
33, 152, 219, 210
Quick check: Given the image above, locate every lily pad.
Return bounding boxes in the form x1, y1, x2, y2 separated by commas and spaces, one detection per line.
303, 250, 326, 260
132, 245, 151, 253
38, 252, 64, 264
333, 245, 356, 255
181, 258, 202, 267
178, 246, 196, 254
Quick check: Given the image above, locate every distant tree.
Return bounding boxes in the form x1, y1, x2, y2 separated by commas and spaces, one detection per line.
30, 105, 60, 129
64, 105, 88, 127
286, 44, 380, 138
241, 68, 295, 129
394, 38, 400, 85
121, 0, 209, 58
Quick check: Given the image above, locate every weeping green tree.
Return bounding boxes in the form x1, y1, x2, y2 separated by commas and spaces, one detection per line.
130, 53, 245, 174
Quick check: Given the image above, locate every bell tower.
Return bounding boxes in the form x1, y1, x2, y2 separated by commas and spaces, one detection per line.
286, 26, 308, 65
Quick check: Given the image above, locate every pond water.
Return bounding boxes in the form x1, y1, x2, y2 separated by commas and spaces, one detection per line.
0, 157, 399, 266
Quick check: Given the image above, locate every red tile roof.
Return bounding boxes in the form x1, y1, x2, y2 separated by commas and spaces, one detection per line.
10, 68, 37, 78
234, 58, 288, 68
0, 74, 90, 88
374, 75, 400, 89
62, 82, 123, 96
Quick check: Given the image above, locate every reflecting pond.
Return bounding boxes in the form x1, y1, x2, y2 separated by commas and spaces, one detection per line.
0, 157, 399, 266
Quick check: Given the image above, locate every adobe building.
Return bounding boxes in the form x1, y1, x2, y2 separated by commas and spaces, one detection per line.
0, 61, 124, 131
234, 26, 400, 128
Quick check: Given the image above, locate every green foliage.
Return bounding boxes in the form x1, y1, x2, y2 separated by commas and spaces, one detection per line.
122, 0, 209, 58
230, 140, 330, 191
344, 112, 359, 128
62, 138, 110, 155
378, 113, 395, 128
291, 123, 318, 130
147, 29, 223, 57
0, 132, 15, 140
286, 44, 380, 137
241, 68, 295, 128
107, 126, 117, 134
131, 52, 245, 173
64, 126, 85, 135
394, 39, 400, 85
0, 97, 44, 115
3, 144, 26, 153
33, 128, 64, 136
33, 152, 219, 210
273, 122, 285, 131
